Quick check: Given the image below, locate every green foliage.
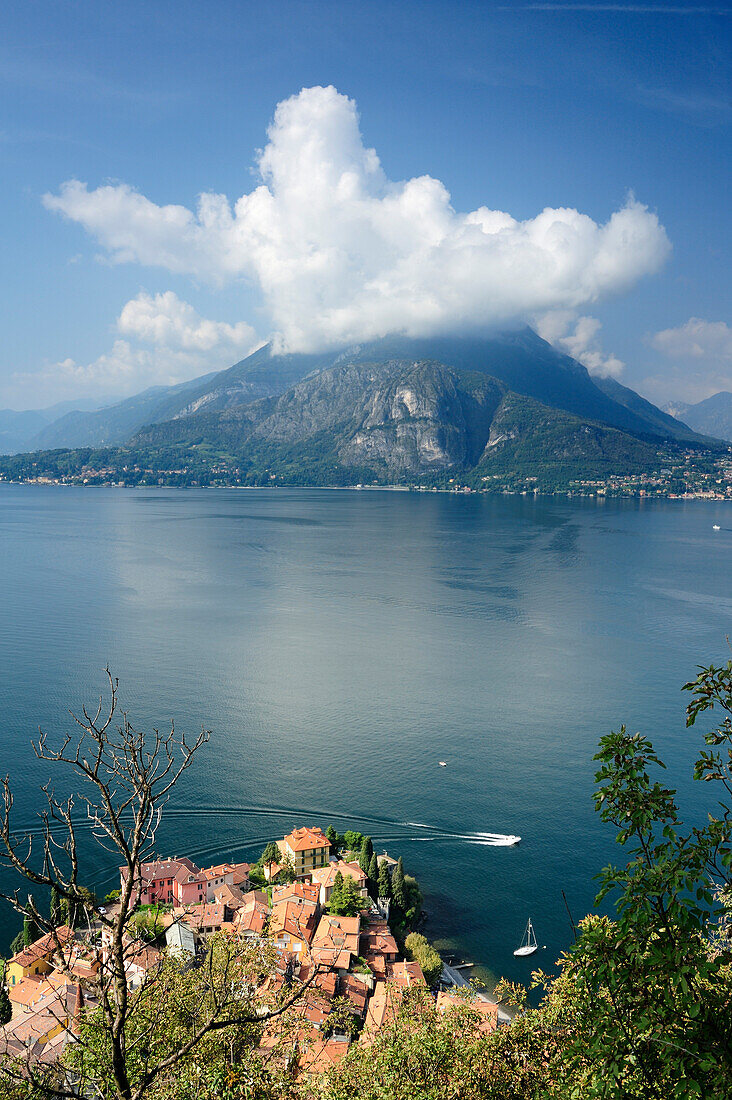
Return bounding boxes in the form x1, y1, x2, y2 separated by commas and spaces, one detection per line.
359, 835, 373, 874
404, 932, 443, 986
22, 907, 39, 946
342, 830, 364, 854
325, 824, 338, 851
328, 872, 367, 918
129, 909, 166, 943
321, 985, 554, 1100
260, 841, 280, 868
49, 885, 61, 926
391, 857, 406, 911
533, 660, 732, 1099
276, 855, 296, 884
247, 864, 266, 888
103, 888, 122, 904
377, 858, 391, 900
367, 852, 379, 898
62, 937, 286, 1100
9, 931, 25, 956
0, 963, 11, 1025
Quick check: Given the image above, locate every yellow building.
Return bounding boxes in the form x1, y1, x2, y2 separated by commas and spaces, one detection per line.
6, 927, 73, 988
278, 826, 331, 879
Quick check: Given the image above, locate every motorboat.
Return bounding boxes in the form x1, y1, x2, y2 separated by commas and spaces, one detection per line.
438, 760, 447, 767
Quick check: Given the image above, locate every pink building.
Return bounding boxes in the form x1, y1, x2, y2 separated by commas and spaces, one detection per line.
120, 857, 249, 908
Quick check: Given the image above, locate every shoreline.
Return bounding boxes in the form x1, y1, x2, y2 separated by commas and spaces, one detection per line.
1, 480, 731, 502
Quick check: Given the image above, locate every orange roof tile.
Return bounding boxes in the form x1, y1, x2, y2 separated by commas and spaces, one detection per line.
283, 827, 331, 853
9, 926, 73, 969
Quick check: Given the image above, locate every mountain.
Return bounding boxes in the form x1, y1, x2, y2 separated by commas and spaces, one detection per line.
592, 376, 711, 444
662, 392, 732, 443
24, 344, 340, 450
28, 374, 221, 450
0, 399, 101, 454
328, 330, 711, 445
19, 328, 715, 454
130, 356, 663, 486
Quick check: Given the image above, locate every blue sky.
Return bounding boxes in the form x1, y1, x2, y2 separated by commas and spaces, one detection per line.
1, 0, 730, 409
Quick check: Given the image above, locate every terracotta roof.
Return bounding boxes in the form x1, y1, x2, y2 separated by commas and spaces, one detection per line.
269, 898, 318, 945
214, 882, 247, 910
387, 960, 426, 986
126, 943, 162, 973
172, 903, 225, 930
361, 927, 398, 959
236, 903, 268, 935
311, 914, 360, 969
123, 857, 199, 887
311, 859, 367, 889
299, 1035, 351, 1074
202, 862, 237, 880
230, 862, 251, 885
339, 973, 369, 1015
272, 881, 320, 906
9, 926, 73, 969
241, 889, 269, 908
283, 827, 331, 853
8, 972, 69, 1008
362, 983, 398, 1039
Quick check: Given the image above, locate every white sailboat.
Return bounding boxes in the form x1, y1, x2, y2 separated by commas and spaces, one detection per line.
513, 918, 538, 957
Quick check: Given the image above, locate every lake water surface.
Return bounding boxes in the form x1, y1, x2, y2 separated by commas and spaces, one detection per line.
1, 485, 730, 987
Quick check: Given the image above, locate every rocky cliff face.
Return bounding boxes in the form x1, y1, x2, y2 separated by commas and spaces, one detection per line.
132, 355, 660, 482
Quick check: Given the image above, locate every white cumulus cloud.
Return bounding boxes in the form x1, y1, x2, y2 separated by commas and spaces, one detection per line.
642, 317, 732, 403
535, 310, 625, 379
650, 318, 732, 361
43, 85, 672, 352
10, 292, 260, 406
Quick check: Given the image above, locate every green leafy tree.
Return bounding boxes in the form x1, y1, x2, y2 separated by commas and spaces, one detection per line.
321, 985, 554, 1100
128, 909, 166, 943
325, 824, 338, 852
359, 836, 374, 874
402, 875, 423, 928
260, 841, 280, 870
377, 858, 391, 901
276, 854, 296, 884
391, 857, 407, 911
22, 906, 39, 947
543, 659, 732, 1099
49, 884, 61, 926
0, 963, 11, 1025
328, 873, 367, 917
404, 932, 442, 986
367, 852, 379, 898
342, 830, 363, 855
9, 930, 25, 956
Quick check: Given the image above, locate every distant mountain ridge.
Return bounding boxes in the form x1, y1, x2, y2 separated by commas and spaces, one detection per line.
129, 355, 671, 486
663, 392, 732, 443
28, 374, 221, 450
3, 330, 722, 490
129, 328, 714, 450
0, 399, 101, 454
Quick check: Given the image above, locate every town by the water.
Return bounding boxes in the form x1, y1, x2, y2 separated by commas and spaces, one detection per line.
0, 825, 501, 1077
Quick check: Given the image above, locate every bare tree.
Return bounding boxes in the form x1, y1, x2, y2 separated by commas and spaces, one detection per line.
0, 670, 328, 1100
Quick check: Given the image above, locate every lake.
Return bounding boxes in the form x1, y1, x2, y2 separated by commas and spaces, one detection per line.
0, 485, 730, 987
